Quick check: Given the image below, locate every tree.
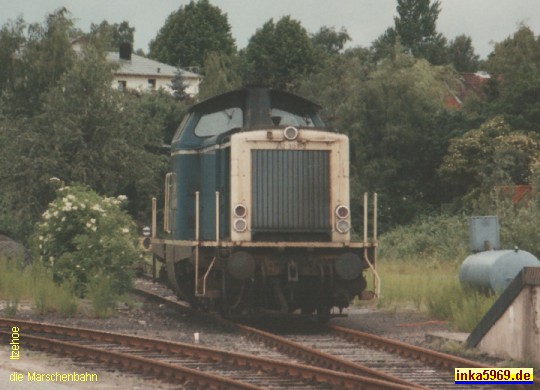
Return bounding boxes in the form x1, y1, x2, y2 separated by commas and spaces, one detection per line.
447, 35, 480, 72
149, 0, 235, 69
394, 0, 441, 48
370, 28, 399, 63
0, 17, 26, 97
242, 16, 318, 90
89, 20, 135, 51
302, 46, 459, 229
198, 51, 242, 100
372, 0, 447, 64
1, 8, 76, 118
439, 117, 540, 209
483, 26, 540, 133
311, 26, 351, 55
0, 41, 167, 238
355, 54, 458, 226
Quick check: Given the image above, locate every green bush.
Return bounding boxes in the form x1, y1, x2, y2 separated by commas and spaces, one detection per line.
379, 214, 469, 263
32, 184, 138, 299
497, 194, 540, 258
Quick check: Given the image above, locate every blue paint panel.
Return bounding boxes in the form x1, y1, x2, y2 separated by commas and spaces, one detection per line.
173, 154, 199, 240
172, 148, 231, 241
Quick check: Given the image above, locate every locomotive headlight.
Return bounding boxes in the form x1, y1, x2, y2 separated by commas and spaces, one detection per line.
283, 126, 298, 141
335, 205, 350, 219
233, 218, 247, 232
336, 219, 350, 233
233, 203, 247, 218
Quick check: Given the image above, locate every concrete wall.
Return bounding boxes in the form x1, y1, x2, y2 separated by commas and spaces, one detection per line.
478, 285, 540, 365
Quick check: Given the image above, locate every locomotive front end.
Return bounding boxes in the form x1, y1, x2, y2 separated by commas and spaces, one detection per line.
150, 87, 378, 321
230, 129, 349, 243
224, 128, 374, 318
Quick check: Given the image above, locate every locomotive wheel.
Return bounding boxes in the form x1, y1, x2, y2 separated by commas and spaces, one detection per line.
316, 302, 331, 323
220, 272, 248, 316
316, 264, 333, 323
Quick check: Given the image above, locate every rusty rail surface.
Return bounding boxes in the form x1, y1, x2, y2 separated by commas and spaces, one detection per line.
134, 283, 540, 389
0, 327, 258, 390
329, 325, 540, 389
233, 321, 423, 389
133, 285, 424, 389
329, 325, 488, 369
0, 318, 412, 390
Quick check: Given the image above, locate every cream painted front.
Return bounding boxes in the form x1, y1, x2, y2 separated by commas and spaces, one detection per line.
230, 129, 350, 242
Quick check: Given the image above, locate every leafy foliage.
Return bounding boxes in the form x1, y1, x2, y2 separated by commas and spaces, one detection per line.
242, 16, 318, 90
0, 9, 76, 117
379, 214, 468, 262
439, 116, 540, 207
348, 53, 457, 226
372, 0, 448, 65
149, 0, 235, 69
394, 0, 441, 44
198, 51, 242, 100
89, 20, 135, 50
0, 35, 168, 238
447, 35, 480, 72
311, 26, 351, 55
484, 26, 540, 133
32, 185, 138, 298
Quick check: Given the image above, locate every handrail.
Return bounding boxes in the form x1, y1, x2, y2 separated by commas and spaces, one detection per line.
195, 192, 220, 297
198, 257, 217, 297
363, 192, 380, 298
194, 191, 200, 296
215, 191, 220, 243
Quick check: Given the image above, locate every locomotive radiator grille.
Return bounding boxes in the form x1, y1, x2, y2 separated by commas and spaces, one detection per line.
251, 150, 330, 236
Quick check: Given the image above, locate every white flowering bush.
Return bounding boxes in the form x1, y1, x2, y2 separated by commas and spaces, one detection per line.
32, 185, 138, 298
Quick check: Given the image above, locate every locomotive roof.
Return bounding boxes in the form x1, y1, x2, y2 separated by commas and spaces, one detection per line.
189, 87, 322, 115
172, 87, 325, 149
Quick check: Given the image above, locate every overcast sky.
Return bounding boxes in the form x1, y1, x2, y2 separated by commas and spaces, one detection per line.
2, 0, 540, 59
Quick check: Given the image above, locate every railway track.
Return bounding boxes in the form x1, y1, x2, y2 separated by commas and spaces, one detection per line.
2, 279, 536, 389
0, 317, 410, 389
134, 279, 539, 389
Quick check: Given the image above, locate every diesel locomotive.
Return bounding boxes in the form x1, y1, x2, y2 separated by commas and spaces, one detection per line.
149, 87, 379, 321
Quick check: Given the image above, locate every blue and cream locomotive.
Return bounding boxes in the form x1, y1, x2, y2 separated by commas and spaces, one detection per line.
150, 87, 378, 320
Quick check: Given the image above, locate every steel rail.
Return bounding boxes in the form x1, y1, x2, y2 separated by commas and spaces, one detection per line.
0, 318, 412, 390
233, 322, 426, 389
137, 289, 540, 389
330, 324, 490, 368
329, 325, 540, 389
0, 329, 260, 390
132, 286, 425, 389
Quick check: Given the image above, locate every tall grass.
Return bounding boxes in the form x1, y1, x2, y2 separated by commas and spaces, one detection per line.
370, 260, 497, 332
369, 213, 500, 332
0, 257, 77, 316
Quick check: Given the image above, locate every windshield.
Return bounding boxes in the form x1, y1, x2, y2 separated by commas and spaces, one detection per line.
270, 108, 315, 127
193, 107, 243, 137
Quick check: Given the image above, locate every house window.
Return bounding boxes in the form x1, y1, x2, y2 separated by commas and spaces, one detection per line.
117, 80, 127, 91
148, 79, 156, 90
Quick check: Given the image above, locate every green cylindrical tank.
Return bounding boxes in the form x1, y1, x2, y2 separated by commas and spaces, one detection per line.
459, 249, 540, 293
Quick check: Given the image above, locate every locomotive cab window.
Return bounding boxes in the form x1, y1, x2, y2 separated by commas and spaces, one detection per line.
194, 107, 243, 138
270, 108, 315, 127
